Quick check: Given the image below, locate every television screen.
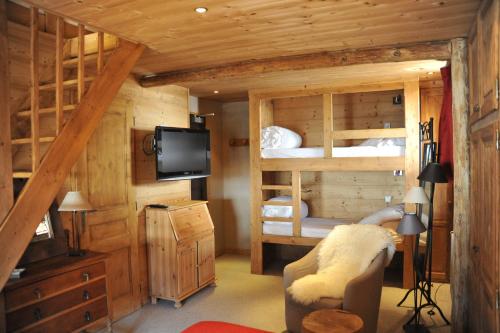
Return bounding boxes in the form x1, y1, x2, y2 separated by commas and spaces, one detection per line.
155, 126, 211, 181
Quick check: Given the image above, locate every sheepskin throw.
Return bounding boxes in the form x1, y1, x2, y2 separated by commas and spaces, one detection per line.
287, 224, 395, 305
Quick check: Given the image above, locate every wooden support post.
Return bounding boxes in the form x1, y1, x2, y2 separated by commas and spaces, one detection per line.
0, 0, 13, 223
97, 32, 104, 74
323, 94, 333, 158
55, 17, 64, 135
450, 38, 470, 333
0, 40, 145, 290
292, 171, 301, 237
77, 24, 85, 102
30, 7, 40, 171
250, 93, 264, 274
403, 79, 420, 289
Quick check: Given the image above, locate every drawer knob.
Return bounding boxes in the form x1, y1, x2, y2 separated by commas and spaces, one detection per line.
34, 308, 42, 321
84, 311, 92, 322
33, 288, 42, 299
473, 245, 480, 253
82, 272, 90, 282
473, 104, 480, 113
83, 290, 91, 300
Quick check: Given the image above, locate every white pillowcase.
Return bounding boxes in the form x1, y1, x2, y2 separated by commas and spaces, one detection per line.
358, 138, 405, 147
262, 195, 308, 219
358, 204, 404, 225
261, 126, 302, 149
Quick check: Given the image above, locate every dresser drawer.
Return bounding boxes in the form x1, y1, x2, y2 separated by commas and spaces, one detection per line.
20, 296, 108, 333
6, 278, 107, 332
5, 262, 105, 312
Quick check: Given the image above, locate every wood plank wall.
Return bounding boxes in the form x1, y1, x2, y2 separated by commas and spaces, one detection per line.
0, 0, 13, 223
20, 78, 192, 319
272, 90, 406, 221
199, 99, 225, 256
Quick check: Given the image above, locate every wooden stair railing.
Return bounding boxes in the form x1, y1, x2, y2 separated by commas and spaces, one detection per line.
10, 7, 118, 179
0, 36, 144, 290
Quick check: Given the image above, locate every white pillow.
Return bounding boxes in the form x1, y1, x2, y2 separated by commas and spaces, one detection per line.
358, 137, 405, 147
261, 126, 302, 149
262, 195, 308, 219
358, 204, 404, 225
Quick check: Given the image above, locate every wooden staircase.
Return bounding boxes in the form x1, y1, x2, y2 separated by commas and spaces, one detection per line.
0, 5, 145, 290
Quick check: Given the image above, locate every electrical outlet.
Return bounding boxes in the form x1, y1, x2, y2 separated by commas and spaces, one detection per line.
384, 195, 392, 204
384, 122, 391, 128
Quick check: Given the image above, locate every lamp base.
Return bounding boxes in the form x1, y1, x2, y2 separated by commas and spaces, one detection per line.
68, 249, 86, 257
404, 324, 430, 333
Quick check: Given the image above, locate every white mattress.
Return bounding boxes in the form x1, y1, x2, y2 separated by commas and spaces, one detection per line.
261, 146, 405, 159
263, 217, 350, 238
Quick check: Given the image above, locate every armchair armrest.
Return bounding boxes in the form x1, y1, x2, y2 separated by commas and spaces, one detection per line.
283, 241, 322, 289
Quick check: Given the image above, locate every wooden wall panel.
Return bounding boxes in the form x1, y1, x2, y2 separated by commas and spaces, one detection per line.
222, 102, 251, 254
50, 79, 191, 318
199, 99, 225, 257
0, 0, 13, 223
127, 81, 191, 306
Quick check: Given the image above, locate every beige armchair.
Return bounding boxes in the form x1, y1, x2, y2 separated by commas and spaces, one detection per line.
283, 242, 388, 333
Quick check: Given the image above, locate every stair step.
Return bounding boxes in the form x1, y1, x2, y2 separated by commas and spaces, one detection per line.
39, 77, 94, 91
12, 137, 56, 145
17, 104, 78, 118
13, 172, 32, 179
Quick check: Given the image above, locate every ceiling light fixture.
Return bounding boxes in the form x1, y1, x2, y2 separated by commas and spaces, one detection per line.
195, 7, 208, 14
214, 90, 219, 94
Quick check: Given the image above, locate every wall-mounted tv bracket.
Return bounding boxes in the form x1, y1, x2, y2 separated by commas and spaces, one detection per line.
143, 134, 157, 156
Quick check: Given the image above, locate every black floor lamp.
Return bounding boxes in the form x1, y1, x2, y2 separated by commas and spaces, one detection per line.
397, 186, 430, 333
398, 162, 450, 329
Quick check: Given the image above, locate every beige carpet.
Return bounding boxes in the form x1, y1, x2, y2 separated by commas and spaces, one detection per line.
110, 255, 451, 333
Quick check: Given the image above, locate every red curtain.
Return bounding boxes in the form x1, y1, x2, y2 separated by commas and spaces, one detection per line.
439, 66, 453, 179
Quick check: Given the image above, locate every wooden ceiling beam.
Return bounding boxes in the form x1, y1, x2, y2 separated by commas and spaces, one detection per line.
140, 40, 451, 88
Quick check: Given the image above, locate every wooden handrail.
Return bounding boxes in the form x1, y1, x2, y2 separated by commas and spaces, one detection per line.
0, 40, 145, 290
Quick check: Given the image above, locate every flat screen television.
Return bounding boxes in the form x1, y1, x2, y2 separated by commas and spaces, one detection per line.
155, 126, 211, 181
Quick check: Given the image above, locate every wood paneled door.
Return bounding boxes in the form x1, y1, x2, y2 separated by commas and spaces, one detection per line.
75, 98, 141, 320
470, 121, 499, 333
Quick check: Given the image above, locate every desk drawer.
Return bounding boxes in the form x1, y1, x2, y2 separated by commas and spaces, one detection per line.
20, 296, 108, 333
5, 262, 105, 312
6, 278, 106, 332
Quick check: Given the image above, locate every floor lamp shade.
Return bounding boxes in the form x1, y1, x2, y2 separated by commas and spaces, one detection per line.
397, 213, 426, 235
58, 191, 93, 212
403, 186, 430, 205
418, 163, 448, 183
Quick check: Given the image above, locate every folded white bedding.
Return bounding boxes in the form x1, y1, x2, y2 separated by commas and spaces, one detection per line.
261, 145, 405, 158
262, 195, 308, 218
261, 126, 302, 149
263, 217, 350, 238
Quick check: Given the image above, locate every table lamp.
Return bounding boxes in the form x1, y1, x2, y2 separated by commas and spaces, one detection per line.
59, 191, 93, 256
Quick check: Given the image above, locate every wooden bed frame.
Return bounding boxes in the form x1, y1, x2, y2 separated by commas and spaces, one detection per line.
249, 81, 421, 288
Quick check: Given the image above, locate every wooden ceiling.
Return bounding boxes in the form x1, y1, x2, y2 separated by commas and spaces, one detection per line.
21, 0, 478, 76
17, 0, 478, 101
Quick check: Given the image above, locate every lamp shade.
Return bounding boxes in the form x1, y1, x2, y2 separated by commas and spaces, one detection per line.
403, 186, 430, 205
418, 163, 448, 183
396, 213, 426, 235
58, 191, 93, 212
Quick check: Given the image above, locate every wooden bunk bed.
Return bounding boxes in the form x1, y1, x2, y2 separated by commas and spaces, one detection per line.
249, 81, 421, 288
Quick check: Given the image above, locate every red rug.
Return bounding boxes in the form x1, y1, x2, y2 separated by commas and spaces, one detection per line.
182, 321, 272, 333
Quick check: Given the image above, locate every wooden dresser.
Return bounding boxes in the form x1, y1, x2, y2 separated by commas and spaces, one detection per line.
1, 252, 111, 333
146, 201, 215, 308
